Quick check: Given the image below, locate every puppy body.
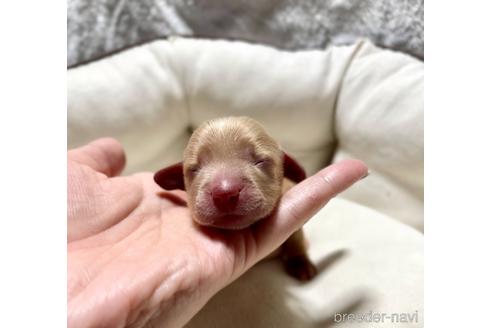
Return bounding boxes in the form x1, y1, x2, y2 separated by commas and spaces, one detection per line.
155, 116, 316, 280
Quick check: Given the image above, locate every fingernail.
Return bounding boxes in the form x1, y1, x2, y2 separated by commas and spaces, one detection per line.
359, 170, 371, 180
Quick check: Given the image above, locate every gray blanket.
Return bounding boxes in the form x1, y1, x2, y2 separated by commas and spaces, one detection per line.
68, 0, 423, 67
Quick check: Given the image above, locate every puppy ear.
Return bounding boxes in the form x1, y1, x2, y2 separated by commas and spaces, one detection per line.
153, 162, 185, 190
283, 152, 307, 183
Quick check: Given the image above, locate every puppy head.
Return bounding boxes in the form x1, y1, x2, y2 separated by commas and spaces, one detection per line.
154, 117, 306, 229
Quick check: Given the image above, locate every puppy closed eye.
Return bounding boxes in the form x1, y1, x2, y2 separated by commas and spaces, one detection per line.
254, 158, 271, 169
186, 164, 200, 176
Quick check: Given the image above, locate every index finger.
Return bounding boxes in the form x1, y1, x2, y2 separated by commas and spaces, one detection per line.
252, 159, 368, 257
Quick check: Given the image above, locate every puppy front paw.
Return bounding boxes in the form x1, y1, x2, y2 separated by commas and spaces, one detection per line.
283, 255, 317, 281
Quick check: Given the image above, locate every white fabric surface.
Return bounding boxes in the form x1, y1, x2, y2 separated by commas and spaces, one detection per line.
187, 198, 423, 328
68, 38, 424, 327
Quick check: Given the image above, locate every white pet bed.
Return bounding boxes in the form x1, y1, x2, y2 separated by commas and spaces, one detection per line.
68, 38, 424, 327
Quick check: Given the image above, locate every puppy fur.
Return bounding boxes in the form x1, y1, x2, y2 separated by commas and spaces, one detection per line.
154, 116, 316, 281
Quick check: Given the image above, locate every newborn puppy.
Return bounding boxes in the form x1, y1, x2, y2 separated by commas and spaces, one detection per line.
154, 116, 316, 281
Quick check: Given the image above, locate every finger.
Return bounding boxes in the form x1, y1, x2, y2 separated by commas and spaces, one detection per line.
68, 138, 126, 177
252, 159, 368, 256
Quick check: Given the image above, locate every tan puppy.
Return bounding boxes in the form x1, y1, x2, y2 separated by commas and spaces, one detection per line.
154, 116, 316, 281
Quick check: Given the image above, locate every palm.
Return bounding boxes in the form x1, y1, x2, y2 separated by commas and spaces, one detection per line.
68, 151, 261, 328
67, 138, 366, 328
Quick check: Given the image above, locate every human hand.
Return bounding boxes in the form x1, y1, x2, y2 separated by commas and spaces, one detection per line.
68, 138, 367, 328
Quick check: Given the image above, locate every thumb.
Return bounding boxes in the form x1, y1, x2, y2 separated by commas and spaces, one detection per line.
253, 159, 368, 256
68, 138, 126, 177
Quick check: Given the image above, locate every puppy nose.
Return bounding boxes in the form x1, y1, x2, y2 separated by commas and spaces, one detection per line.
211, 178, 243, 213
